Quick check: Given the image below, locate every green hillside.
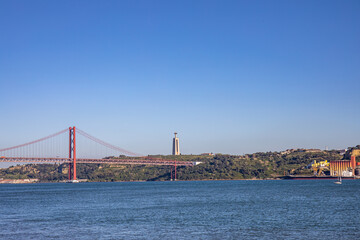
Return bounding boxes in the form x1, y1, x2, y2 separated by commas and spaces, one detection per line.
0, 148, 348, 182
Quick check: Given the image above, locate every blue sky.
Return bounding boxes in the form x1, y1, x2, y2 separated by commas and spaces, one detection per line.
0, 0, 359, 156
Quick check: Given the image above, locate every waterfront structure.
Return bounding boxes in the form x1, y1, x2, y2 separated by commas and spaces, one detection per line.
329, 160, 352, 177
329, 149, 360, 176
172, 132, 180, 155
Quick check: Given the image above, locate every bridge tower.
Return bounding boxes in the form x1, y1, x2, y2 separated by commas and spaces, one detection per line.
68, 127, 76, 180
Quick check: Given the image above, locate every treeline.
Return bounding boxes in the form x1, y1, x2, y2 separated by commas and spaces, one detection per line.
0, 149, 346, 182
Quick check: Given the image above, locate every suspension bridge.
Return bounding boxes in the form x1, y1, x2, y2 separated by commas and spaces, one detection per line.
0, 127, 197, 181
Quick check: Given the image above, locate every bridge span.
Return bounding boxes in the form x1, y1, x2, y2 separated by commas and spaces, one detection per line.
0, 127, 197, 181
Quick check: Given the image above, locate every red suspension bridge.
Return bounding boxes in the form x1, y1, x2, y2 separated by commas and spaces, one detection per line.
0, 127, 197, 181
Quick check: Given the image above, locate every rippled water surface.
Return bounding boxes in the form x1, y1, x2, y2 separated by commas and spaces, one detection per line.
1, 180, 359, 239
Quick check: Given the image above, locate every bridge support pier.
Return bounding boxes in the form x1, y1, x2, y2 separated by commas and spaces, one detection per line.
68, 163, 72, 180
170, 161, 177, 181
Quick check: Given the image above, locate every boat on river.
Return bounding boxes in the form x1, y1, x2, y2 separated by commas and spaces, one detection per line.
334, 176, 342, 184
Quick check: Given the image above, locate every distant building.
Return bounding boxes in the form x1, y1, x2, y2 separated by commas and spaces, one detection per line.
280, 148, 322, 155
172, 132, 180, 155
305, 149, 322, 153
201, 153, 214, 156
280, 149, 299, 155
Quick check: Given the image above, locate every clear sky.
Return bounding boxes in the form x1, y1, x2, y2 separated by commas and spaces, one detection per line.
0, 0, 359, 156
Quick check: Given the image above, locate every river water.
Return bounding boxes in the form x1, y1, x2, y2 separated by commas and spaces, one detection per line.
0, 180, 359, 239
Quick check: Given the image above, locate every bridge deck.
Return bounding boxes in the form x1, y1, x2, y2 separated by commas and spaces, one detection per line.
0, 157, 194, 166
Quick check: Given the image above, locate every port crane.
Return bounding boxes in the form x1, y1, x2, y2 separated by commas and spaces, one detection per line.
311, 160, 330, 176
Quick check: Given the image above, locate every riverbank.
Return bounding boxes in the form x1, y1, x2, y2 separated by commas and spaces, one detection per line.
0, 178, 276, 184
0, 178, 39, 184
5, 176, 357, 184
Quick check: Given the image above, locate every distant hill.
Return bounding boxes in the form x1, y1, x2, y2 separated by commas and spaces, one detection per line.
0, 149, 346, 182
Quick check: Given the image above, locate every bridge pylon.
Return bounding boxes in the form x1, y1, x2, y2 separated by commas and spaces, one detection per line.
68, 127, 76, 180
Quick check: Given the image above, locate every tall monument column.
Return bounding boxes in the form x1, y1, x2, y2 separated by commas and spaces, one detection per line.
172, 132, 180, 155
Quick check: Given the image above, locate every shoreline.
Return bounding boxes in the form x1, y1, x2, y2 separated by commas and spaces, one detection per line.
3, 176, 359, 184
0, 178, 277, 184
